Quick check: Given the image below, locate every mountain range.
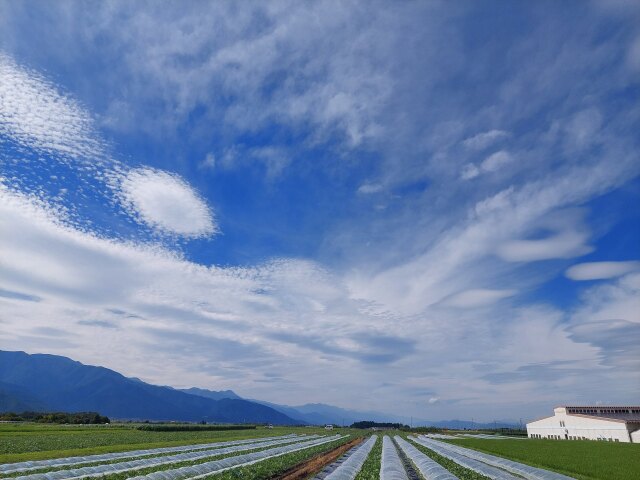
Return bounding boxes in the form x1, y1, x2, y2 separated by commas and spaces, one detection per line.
0, 351, 297, 424
0, 350, 516, 428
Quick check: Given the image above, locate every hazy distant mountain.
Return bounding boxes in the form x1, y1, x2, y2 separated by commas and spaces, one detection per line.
253, 400, 518, 429
179, 387, 241, 401
288, 403, 382, 426
249, 400, 412, 426
0, 351, 298, 424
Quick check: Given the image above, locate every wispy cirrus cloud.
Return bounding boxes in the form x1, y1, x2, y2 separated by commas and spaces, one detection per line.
442, 289, 516, 309
462, 130, 510, 151
565, 261, 640, 281
461, 150, 514, 180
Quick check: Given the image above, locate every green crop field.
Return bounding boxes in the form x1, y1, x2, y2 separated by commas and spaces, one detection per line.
447, 437, 640, 480
5, 424, 636, 480
0, 423, 340, 464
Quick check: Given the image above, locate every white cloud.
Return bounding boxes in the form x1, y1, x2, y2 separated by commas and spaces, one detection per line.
481, 150, 513, 172
461, 150, 513, 180
0, 53, 103, 159
442, 289, 516, 308
496, 210, 594, 263
566, 261, 640, 281
572, 272, 640, 325
1, 183, 638, 417
462, 130, 510, 150
568, 273, 640, 374
564, 108, 602, 151
460, 163, 480, 180
350, 152, 634, 317
427, 397, 439, 404
199, 152, 216, 170
0, 186, 419, 407
498, 231, 593, 262
119, 168, 216, 238
81, 1, 396, 149
357, 183, 383, 194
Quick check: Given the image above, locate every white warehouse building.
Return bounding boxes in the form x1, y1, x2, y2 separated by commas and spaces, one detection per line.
527, 406, 640, 443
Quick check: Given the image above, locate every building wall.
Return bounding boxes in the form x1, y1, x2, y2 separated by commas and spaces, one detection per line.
527, 411, 632, 442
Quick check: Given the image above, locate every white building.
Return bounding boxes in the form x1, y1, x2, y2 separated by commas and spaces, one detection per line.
527, 406, 640, 443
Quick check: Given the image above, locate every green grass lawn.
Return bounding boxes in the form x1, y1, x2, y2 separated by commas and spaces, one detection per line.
0, 423, 341, 464
446, 437, 640, 480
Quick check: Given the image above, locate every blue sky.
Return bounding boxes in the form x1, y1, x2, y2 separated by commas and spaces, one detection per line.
0, 0, 639, 422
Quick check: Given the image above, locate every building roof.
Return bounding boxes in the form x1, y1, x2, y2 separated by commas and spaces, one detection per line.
561, 406, 640, 422
567, 413, 629, 424
528, 406, 640, 426
558, 405, 640, 409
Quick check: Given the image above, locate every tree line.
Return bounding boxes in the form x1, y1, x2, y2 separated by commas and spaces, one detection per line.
0, 411, 110, 423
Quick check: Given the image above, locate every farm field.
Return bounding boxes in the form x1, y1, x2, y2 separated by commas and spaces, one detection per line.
0, 425, 359, 479
0, 425, 634, 480
446, 436, 640, 480
0, 423, 342, 463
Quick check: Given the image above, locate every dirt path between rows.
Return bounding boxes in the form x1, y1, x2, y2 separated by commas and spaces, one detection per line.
269, 436, 364, 480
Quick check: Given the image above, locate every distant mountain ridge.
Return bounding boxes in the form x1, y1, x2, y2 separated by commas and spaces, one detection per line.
0, 351, 298, 425
0, 350, 517, 429
251, 400, 517, 429
179, 387, 242, 401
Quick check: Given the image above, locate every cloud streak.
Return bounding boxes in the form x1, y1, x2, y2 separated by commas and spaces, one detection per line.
565, 261, 640, 281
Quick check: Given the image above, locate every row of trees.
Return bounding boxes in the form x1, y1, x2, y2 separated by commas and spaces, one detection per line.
0, 411, 110, 424
135, 424, 256, 431
350, 421, 410, 429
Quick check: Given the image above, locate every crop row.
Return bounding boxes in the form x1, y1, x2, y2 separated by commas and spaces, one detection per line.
352, 434, 382, 480
11, 435, 313, 480
379, 436, 407, 480
325, 433, 518, 480
323, 435, 377, 480
1, 435, 301, 475
0, 426, 303, 463
210, 435, 353, 480
98, 437, 322, 480
127, 434, 345, 480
